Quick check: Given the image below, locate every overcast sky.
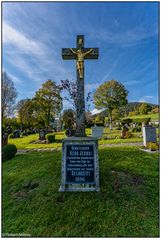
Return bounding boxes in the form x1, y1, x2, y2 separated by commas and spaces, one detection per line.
2, 1, 159, 112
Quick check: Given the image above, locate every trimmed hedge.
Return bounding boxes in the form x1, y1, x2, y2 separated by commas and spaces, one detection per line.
2, 144, 17, 162
122, 118, 133, 125
46, 134, 55, 143
132, 127, 142, 132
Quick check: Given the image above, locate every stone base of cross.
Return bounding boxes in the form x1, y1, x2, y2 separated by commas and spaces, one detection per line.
62, 35, 99, 137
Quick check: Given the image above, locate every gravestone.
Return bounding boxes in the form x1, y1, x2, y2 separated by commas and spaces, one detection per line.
60, 137, 99, 191
121, 125, 129, 138
39, 130, 46, 140
60, 35, 99, 192
92, 126, 103, 139
142, 126, 157, 147
13, 129, 20, 138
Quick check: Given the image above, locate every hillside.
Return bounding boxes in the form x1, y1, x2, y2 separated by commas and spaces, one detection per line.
91, 102, 159, 117
123, 102, 158, 112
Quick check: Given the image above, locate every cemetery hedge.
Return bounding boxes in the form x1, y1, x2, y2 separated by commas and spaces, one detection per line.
2, 147, 159, 237
2, 144, 17, 162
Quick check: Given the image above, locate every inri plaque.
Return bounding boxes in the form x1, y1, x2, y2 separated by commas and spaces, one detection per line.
66, 144, 95, 184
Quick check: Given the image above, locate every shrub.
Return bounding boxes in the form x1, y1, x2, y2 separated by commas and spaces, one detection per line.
2, 144, 17, 162
85, 123, 95, 128
146, 142, 159, 151
132, 127, 142, 132
95, 122, 104, 126
46, 134, 55, 143
8, 133, 14, 139
122, 118, 133, 125
27, 130, 33, 135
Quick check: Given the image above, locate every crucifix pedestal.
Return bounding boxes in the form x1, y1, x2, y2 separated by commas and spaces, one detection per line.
60, 35, 100, 192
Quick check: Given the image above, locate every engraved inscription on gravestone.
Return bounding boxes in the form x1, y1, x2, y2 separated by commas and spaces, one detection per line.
66, 144, 95, 184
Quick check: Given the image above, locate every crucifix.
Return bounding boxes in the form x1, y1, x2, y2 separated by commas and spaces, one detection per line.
62, 35, 99, 137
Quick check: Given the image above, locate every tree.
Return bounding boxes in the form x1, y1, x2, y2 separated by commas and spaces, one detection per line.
62, 109, 75, 129
34, 80, 62, 129
112, 108, 120, 121
94, 80, 128, 129
2, 71, 17, 120
59, 79, 93, 111
16, 98, 35, 129
3, 117, 20, 131
139, 103, 152, 115
59, 79, 77, 109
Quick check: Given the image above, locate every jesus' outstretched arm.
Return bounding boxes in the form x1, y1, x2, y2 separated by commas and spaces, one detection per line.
70, 48, 77, 55
83, 48, 93, 57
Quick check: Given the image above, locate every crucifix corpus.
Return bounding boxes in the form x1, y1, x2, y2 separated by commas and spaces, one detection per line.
62, 35, 99, 137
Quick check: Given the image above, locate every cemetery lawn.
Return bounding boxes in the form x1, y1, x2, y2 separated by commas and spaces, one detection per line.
8, 131, 145, 150
2, 147, 159, 237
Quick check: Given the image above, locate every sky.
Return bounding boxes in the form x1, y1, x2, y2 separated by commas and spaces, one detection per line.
2, 1, 159, 114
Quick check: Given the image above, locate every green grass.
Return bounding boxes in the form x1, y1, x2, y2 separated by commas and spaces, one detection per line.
9, 133, 144, 149
9, 134, 63, 149
2, 147, 159, 237
8, 125, 159, 150
123, 113, 158, 120
100, 137, 143, 144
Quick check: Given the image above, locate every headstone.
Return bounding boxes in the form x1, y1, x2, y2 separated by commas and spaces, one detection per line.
13, 129, 20, 138
121, 125, 129, 138
59, 137, 99, 192
39, 130, 46, 140
92, 126, 103, 139
142, 126, 157, 147
60, 35, 99, 192
121, 130, 127, 138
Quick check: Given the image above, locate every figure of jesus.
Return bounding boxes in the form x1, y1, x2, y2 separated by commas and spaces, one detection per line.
70, 48, 93, 78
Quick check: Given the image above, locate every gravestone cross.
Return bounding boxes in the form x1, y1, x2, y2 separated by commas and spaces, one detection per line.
62, 35, 99, 137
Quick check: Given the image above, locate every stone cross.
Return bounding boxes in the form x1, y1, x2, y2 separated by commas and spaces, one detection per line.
62, 35, 99, 137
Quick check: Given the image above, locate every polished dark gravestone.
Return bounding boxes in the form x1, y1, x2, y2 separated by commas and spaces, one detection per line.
13, 129, 20, 138
39, 129, 46, 141
60, 35, 99, 192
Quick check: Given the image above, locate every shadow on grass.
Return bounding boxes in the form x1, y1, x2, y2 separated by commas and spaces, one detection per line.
2, 148, 159, 237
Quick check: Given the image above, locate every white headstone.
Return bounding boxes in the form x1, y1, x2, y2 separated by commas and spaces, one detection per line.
142, 126, 157, 146
92, 126, 104, 139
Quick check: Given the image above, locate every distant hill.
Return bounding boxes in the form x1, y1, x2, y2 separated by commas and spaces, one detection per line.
123, 102, 158, 113
91, 102, 159, 117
